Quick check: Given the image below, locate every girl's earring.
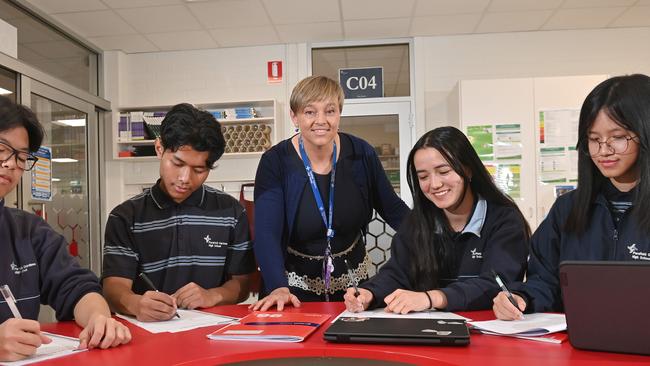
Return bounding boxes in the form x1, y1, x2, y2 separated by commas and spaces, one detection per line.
294, 126, 299, 133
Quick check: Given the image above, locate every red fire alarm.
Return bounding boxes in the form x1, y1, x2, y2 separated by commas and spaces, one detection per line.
267, 61, 282, 83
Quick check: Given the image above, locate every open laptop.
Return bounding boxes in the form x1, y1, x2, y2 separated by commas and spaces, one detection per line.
323, 317, 470, 346
560, 261, 650, 355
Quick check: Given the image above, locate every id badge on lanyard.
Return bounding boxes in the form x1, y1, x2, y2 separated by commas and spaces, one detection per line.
299, 137, 337, 301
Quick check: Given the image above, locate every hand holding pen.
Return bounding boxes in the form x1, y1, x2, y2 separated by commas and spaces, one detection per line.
343, 260, 372, 312
1, 285, 52, 360
137, 273, 180, 321
491, 270, 526, 320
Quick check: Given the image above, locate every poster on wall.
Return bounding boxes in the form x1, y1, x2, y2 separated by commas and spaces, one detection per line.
495, 164, 521, 199
539, 109, 579, 146
494, 124, 522, 160
467, 125, 494, 161
31, 146, 52, 201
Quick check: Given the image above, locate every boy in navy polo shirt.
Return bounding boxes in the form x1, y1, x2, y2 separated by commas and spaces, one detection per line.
102, 103, 255, 322
0, 96, 130, 362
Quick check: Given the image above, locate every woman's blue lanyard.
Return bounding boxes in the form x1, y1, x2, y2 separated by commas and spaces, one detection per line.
298, 136, 337, 301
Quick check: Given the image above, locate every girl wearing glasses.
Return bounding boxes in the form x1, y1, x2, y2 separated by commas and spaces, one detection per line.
493, 74, 650, 320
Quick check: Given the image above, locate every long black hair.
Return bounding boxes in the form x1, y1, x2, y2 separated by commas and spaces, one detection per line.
565, 74, 650, 235
404, 126, 530, 290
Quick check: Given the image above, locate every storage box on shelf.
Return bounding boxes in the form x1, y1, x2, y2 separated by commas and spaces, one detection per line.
113, 100, 277, 160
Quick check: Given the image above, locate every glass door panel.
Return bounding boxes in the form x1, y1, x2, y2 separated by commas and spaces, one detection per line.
340, 100, 412, 275
28, 94, 90, 268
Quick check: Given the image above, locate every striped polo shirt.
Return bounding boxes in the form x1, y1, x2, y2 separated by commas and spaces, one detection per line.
102, 181, 255, 295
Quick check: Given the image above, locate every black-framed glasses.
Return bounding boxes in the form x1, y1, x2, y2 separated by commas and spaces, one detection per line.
587, 135, 638, 157
0, 141, 38, 171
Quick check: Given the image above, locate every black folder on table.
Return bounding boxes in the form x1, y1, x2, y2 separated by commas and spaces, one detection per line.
323, 317, 470, 346
560, 261, 650, 355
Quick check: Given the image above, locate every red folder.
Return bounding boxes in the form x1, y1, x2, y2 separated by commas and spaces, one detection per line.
207, 312, 330, 342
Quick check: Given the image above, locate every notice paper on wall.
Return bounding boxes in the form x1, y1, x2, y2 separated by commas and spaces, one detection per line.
116, 309, 238, 333
0, 333, 85, 366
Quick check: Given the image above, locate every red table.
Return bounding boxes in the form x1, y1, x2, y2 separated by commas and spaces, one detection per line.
39, 302, 649, 365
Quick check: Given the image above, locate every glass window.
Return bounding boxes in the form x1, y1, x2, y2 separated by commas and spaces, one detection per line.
0, 0, 98, 95
312, 44, 410, 97
0, 66, 17, 102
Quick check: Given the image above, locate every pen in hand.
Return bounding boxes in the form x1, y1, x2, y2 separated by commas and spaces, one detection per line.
138, 273, 180, 319
491, 270, 524, 319
1, 284, 22, 319
344, 260, 360, 297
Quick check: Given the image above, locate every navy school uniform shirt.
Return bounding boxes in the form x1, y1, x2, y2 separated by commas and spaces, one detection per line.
102, 181, 256, 295
361, 198, 530, 311
0, 198, 101, 322
511, 182, 650, 313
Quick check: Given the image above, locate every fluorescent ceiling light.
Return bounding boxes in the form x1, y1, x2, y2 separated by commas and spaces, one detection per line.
51, 178, 61, 182
51, 158, 78, 163
53, 118, 85, 127
0, 87, 12, 95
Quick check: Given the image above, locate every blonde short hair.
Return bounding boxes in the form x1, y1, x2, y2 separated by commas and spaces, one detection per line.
290, 76, 344, 114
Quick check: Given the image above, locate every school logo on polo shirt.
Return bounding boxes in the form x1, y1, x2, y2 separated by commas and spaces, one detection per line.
627, 244, 650, 261
204, 234, 228, 248
11, 262, 36, 274
470, 248, 482, 259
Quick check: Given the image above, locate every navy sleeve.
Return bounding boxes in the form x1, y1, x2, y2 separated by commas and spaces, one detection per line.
253, 150, 289, 292
360, 229, 412, 309
102, 205, 139, 281
509, 199, 566, 313
226, 205, 256, 276
364, 143, 410, 230
31, 216, 101, 321
440, 207, 529, 311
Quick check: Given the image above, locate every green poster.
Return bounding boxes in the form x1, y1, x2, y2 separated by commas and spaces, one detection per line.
467, 125, 494, 161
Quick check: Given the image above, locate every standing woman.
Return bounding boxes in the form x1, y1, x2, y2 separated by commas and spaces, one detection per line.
494, 74, 650, 320
345, 127, 530, 313
251, 76, 409, 310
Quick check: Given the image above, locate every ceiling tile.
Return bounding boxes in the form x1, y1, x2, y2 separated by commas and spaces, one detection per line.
188, 0, 270, 29
561, 0, 636, 8
610, 6, 650, 27
488, 0, 563, 12
25, 0, 107, 14
88, 34, 159, 53
341, 0, 415, 20
542, 7, 627, 30
411, 14, 482, 36
101, 0, 183, 8
52, 10, 137, 37
414, 0, 489, 16
262, 0, 340, 24
116, 5, 202, 33
209, 26, 280, 47
476, 10, 553, 33
344, 18, 411, 39
147, 30, 218, 51
276, 22, 343, 43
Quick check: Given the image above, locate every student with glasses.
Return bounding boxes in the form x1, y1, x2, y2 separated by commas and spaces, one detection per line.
493, 74, 650, 320
0, 96, 130, 362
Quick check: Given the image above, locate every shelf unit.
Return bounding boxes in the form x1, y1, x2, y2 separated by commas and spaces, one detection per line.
112, 100, 277, 160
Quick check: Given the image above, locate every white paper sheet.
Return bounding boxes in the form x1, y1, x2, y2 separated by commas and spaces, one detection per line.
469, 313, 566, 336
116, 309, 238, 333
0, 332, 85, 366
333, 308, 470, 322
